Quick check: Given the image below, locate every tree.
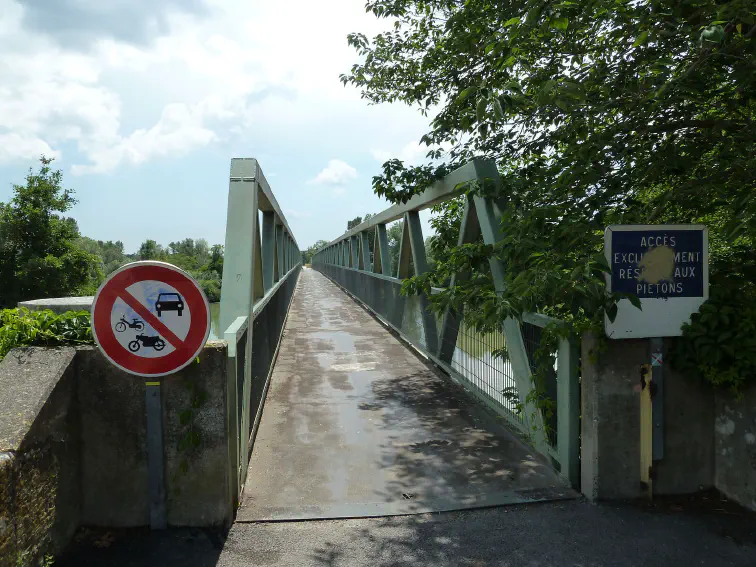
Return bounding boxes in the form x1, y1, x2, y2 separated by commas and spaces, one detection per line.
0, 157, 101, 307
386, 221, 403, 276
344, 1, 756, 389
208, 244, 224, 275
346, 216, 363, 231
78, 237, 129, 276
303, 240, 330, 265
138, 239, 164, 261
194, 238, 210, 266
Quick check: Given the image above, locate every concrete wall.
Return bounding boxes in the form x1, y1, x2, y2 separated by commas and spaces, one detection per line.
0, 342, 232, 566
17, 297, 93, 315
0, 348, 80, 566
581, 333, 715, 501
76, 344, 231, 527
715, 384, 756, 511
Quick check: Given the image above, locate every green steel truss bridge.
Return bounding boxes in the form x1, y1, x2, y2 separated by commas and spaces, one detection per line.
219, 157, 579, 520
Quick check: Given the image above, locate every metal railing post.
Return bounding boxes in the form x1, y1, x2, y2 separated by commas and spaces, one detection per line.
262, 212, 276, 292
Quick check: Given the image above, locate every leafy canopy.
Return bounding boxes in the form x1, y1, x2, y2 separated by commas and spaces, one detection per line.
0, 157, 101, 307
344, 0, 756, 390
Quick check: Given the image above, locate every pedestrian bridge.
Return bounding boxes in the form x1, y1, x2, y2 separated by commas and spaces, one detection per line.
219, 157, 580, 521
0, 157, 581, 566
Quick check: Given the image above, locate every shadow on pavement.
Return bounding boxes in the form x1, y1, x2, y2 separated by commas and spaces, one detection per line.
56, 526, 227, 567
54, 495, 756, 566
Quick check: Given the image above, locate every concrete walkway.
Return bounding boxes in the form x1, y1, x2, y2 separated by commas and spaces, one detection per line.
237, 268, 573, 522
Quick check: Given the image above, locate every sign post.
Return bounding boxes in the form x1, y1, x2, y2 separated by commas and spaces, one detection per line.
604, 225, 708, 497
91, 261, 211, 529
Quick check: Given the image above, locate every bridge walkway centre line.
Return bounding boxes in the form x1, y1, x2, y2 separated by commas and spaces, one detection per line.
236, 268, 575, 522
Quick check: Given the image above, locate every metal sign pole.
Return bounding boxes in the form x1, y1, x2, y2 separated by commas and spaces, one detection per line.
145, 381, 166, 529
650, 337, 664, 460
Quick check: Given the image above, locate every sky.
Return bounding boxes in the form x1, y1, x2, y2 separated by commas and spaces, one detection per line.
0, 0, 437, 253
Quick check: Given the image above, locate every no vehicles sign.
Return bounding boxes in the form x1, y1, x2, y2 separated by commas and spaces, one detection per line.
91, 261, 211, 377
605, 225, 709, 339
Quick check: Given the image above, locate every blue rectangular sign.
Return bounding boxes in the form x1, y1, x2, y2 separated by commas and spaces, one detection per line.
610, 228, 705, 298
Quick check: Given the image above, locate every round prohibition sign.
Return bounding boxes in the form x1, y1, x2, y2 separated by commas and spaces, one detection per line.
91, 261, 210, 377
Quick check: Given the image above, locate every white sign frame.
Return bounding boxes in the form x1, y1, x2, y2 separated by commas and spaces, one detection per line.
604, 224, 709, 339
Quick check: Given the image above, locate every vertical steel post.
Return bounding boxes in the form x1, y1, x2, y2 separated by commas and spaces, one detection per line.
261, 212, 275, 292
405, 211, 438, 354
220, 158, 258, 337
253, 213, 264, 302
438, 196, 481, 363
650, 337, 664, 460
145, 382, 166, 530
276, 224, 284, 281
350, 235, 359, 268
360, 231, 371, 271
473, 189, 548, 454
557, 337, 581, 488
375, 224, 391, 276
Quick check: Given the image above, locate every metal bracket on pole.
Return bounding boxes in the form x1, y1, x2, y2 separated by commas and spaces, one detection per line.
145, 381, 166, 529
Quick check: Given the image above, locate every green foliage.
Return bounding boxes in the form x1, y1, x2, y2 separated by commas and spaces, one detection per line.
77, 238, 131, 277
670, 274, 756, 394
138, 239, 164, 261
303, 239, 330, 265
0, 157, 101, 307
345, 0, 756, 390
131, 239, 224, 301
386, 221, 403, 276
346, 216, 363, 231
0, 308, 93, 362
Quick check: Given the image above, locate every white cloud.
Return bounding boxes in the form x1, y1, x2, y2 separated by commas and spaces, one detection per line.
0, 0, 424, 176
307, 159, 358, 186
71, 102, 217, 175
370, 140, 429, 165
0, 133, 60, 164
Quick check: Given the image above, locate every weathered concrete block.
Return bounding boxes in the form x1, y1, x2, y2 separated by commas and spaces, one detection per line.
76, 347, 151, 527
17, 297, 93, 315
0, 347, 77, 451
654, 356, 714, 495
0, 347, 79, 566
75, 343, 232, 528
162, 342, 230, 526
715, 384, 756, 511
581, 333, 714, 501
581, 333, 644, 501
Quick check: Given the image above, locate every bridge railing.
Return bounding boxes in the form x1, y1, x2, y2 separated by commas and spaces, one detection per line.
219, 158, 301, 501
312, 159, 579, 488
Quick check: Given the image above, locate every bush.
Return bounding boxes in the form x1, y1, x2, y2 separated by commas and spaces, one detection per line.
0, 308, 93, 362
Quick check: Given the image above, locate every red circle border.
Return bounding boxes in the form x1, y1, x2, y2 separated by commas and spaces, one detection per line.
91, 263, 210, 377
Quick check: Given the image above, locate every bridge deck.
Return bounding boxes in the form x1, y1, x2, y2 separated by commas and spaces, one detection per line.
237, 268, 574, 521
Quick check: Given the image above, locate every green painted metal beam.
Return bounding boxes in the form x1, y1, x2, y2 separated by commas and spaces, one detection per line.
374, 224, 391, 276
472, 190, 548, 454
220, 159, 259, 335
262, 212, 276, 292
360, 231, 371, 272
437, 194, 482, 363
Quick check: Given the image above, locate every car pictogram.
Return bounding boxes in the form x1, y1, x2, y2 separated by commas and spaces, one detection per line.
156, 292, 184, 317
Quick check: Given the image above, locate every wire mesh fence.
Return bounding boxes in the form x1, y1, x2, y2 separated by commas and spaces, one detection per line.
314, 263, 527, 429
451, 323, 523, 426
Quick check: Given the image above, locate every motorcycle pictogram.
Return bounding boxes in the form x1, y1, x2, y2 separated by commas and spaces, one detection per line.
128, 334, 166, 352
115, 316, 144, 332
